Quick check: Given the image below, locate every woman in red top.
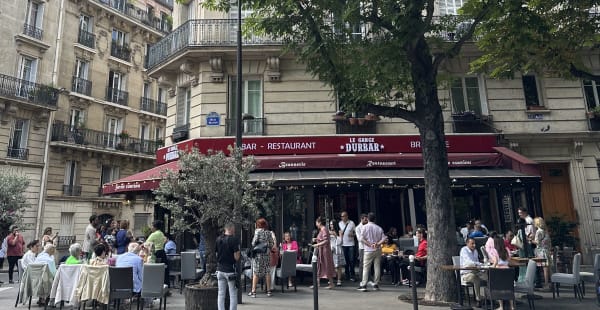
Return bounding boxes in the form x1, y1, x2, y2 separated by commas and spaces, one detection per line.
400, 228, 427, 285
6, 225, 25, 283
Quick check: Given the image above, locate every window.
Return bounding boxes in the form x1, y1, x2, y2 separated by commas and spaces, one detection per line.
64, 160, 80, 196
112, 29, 127, 46
25, 0, 44, 39
522, 75, 543, 107
450, 76, 487, 115
583, 80, 600, 110
111, 29, 130, 61
78, 14, 94, 48
107, 70, 127, 104
101, 165, 120, 186
176, 87, 191, 127
69, 108, 84, 131
73, 59, 90, 95
229, 79, 263, 134
108, 70, 123, 90
60, 212, 75, 236
133, 213, 150, 237
438, 0, 465, 15
79, 14, 92, 32
140, 124, 149, 140
155, 126, 163, 140
17, 55, 38, 98
8, 119, 29, 159
105, 117, 122, 148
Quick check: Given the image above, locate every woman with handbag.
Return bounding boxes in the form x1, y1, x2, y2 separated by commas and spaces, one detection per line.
312, 216, 335, 289
249, 218, 274, 297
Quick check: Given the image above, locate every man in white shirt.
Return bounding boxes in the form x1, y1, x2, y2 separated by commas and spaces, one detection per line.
357, 213, 386, 292
338, 211, 356, 282
518, 207, 535, 257
82, 215, 99, 260
354, 214, 368, 282
460, 238, 486, 307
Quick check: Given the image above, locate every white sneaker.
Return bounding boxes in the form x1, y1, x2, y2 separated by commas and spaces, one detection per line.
367, 281, 374, 287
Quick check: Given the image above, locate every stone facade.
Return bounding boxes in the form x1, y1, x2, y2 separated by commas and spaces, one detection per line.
0, 0, 169, 245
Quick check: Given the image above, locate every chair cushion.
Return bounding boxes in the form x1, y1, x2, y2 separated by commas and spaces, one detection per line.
551, 273, 578, 285
580, 271, 594, 282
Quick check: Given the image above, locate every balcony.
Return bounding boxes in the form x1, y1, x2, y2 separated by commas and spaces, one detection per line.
140, 97, 167, 115
78, 29, 96, 49
451, 112, 496, 133
51, 122, 164, 155
155, 0, 173, 9
172, 123, 190, 142
106, 87, 128, 105
7, 147, 28, 160
147, 19, 282, 68
335, 118, 377, 134
56, 235, 76, 250
225, 118, 265, 136
23, 23, 43, 40
95, 0, 171, 34
110, 43, 131, 62
0, 73, 59, 107
62, 185, 82, 196
72, 76, 92, 96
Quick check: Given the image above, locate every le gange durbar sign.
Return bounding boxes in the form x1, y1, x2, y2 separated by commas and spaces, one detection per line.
156, 135, 498, 165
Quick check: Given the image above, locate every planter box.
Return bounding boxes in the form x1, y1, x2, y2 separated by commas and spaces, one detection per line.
451, 114, 495, 133
184, 285, 218, 310
590, 118, 600, 131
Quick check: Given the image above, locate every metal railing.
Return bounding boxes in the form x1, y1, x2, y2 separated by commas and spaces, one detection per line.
110, 43, 131, 62
0, 73, 58, 107
106, 87, 129, 105
225, 118, 265, 136
451, 113, 496, 133
95, 0, 171, 34
78, 29, 96, 49
63, 185, 82, 196
51, 122, 164, 155
335, 119, 376, 134
7, 147, 29, 160
23, 23, 43, 40
57, 235, 76, 249
140, 97, 167, 115
148, 19, 281, 68
72, 76, 92, 96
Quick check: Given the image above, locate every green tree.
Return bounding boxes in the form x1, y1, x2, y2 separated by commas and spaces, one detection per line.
154, 148, 263, 286
198, 0, 500, 301
0, 170, 30, 235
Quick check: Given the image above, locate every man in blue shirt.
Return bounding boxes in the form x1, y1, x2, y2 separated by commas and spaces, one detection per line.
116, 242, 144, 293
165, 234, 176, 255
460, 238, 486, 307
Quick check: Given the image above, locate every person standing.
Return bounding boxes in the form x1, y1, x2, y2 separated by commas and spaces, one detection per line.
115, 220, 132, 255
312, 216, 335, 289
338, 211, 356, 282
357, 213, 386, 292
82, 215, 99, 260
0, 234, 7, 270
147, 220, 169, 287
329, 220, 346, 286
41, 227, 58, 246
249, 218, 274, 297
216, 223, 240, 310
355, 214, 368, 282
531, 217, 552, 288
6, 225, 25, 283
517, 207, 534, 257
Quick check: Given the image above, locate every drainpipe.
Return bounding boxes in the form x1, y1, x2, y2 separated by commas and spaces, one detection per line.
36, 0, 65, 237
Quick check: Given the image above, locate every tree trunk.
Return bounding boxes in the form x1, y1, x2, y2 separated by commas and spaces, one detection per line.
184, 285, 218, 310
410, 37, 457, 303
199, 224, 218, 286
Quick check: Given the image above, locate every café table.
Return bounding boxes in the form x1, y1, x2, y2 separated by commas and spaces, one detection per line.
440, 264, 493, 310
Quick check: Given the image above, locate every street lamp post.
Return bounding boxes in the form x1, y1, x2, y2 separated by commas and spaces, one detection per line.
235, 0, 243, 305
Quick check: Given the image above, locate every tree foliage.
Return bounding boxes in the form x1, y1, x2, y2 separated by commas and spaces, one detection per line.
464, 0, 600, 81
0, 170, 30, 235
154, 148, 264, 286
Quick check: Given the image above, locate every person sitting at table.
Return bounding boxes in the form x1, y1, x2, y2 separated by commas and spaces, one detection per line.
34, 243, 57, 277
460, 237, 486, 308
165, 233, 177, 255
468, 223, 486, 238
65, 243, 83, 265
116, 242, 144, 294
280, 231, 300, 287
380, 237, 400, 285
22, 240, 41, 271
484, 231, 498, 257
89, 243, 108, 266
503, 230, 518, 256
488, 237, 514, 310
400, 228, 427, 286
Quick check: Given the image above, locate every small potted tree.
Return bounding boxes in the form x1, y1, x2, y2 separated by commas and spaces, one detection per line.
154, 148, 266, 310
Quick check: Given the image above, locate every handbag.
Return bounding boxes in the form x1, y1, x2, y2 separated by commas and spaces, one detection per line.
252, 241, 268, 255
511, 231, 523, 249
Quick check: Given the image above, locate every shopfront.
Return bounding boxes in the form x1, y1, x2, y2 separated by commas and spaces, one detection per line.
103, 134, 541, 249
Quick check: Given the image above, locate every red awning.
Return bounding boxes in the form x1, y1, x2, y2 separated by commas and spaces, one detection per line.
102, 160, 179, 195
493, 147, 540, 176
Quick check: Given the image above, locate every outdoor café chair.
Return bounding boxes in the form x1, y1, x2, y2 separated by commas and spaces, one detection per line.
180, 251, 201, 294
579, 253, 600, 296
138, 263, 168, 310
16, 263, 53, 309
276, 250, 297, 293
514, 259, 537, 310
551, 253, 582, 300
108, 266, 134, 310
485, 268, 515, 310
49, 264, 83, 309
452, 256, 476, 306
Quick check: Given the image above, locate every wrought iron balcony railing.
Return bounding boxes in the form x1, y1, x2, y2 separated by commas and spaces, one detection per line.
0, 73, 59, 107
110, 43, 131, 62
62, 185, 82, 196
451, 112, 496, 133
140, 97, 167, 115
7, 147, 29, 160
78, 29, 96, 49
106, 87, 129, 105
23, 23, 43, 40
225, 118, 265, 136
72, 76, 92, 96
148, 19, 281, 68
51, 122, 164, 155
56, 235, 76, 249
96, 0, 171, 34
335, 118, 377, 134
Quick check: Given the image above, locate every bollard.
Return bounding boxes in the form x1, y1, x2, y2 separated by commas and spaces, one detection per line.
237, 260, 242, 304
312, 247, 319, 310
409, 255, 418, 310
